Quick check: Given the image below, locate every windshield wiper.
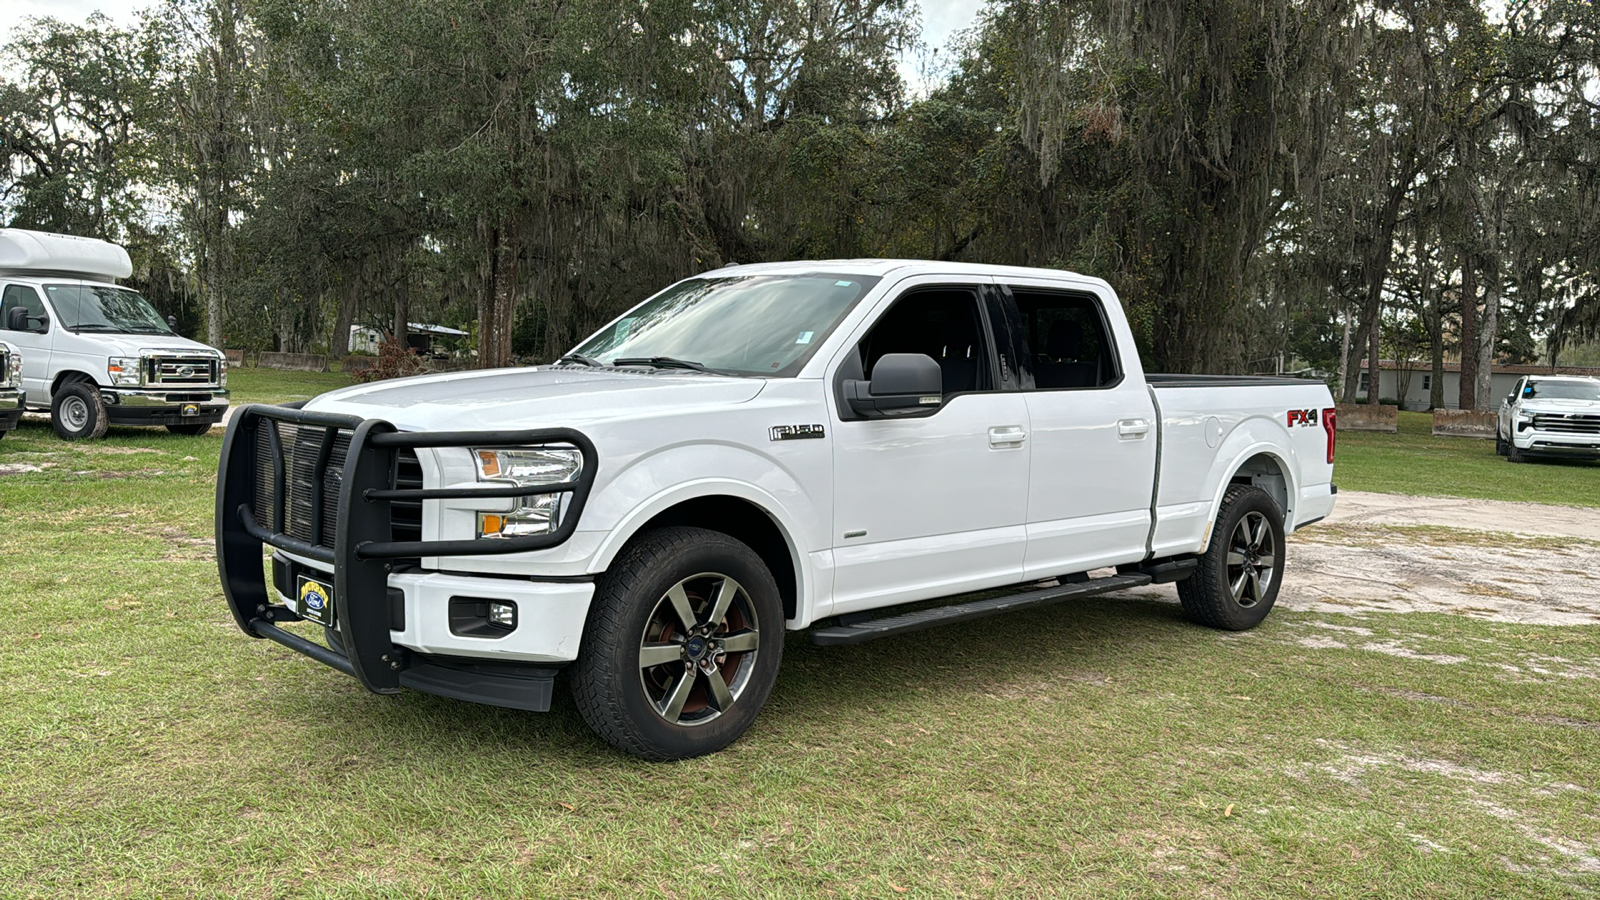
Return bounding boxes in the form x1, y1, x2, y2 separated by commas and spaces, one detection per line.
612, 356, 717, 374
556, 353, 604, 367
70, 323, 123, 332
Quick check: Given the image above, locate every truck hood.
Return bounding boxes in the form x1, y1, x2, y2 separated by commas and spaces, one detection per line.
304, 366, 767, 430
1521, 398, 1600, 415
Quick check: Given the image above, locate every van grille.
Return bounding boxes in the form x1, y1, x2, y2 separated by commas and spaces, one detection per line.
145, 355, 220, 387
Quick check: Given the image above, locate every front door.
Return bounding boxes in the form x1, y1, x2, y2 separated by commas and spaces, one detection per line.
1, 284, 52, 403
829, 279, 1031, 614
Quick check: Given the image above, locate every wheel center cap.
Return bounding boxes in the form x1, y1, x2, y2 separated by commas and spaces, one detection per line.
685, 636, 708, 661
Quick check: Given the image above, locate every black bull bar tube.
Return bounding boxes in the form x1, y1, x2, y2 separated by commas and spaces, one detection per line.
215, 402, 598, 695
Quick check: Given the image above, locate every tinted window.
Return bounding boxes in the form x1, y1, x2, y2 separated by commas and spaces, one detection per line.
857, 287, 992, 395
1011, 289, 1120, 389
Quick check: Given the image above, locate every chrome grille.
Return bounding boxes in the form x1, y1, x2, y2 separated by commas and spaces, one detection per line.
1531, 413, 1600, 435
0, 347, 9, 388
145, 355, 220, 387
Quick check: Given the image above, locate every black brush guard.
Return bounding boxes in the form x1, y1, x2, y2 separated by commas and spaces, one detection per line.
216, 403, 598, 696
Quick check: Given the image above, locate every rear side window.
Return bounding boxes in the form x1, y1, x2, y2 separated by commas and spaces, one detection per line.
1011, 288, 1121, 389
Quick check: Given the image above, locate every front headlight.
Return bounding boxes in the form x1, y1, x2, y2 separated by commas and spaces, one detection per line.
4, 348, 19, 387
108, 356, 142, 386
473, 447, 583, 539
219, 356, 228, 387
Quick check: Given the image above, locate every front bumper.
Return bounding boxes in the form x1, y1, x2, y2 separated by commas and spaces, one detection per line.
103, 387, 229, 425
215, 403, 598, 711
1513, 428, 1600, 458
0, 387, 22, 432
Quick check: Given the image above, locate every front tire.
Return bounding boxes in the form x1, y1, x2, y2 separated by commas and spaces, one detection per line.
1177, 484, 1286, 631
1495, 428, 1508, 456
52, 382, 108, 441
570, 526, 784, 761
1508, 443, 1527, 463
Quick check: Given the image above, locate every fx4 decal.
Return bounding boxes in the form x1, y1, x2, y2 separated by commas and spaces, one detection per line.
1287, 409, 1320, 427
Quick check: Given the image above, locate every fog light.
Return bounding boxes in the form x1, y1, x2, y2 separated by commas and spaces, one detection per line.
488, 601, 517, 628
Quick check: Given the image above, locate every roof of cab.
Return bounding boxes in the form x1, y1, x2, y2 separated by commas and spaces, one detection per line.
0, 229, 132, 281
704, 258, 1103, 284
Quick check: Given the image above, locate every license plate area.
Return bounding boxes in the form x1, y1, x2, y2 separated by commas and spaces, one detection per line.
297, 574, 336, 626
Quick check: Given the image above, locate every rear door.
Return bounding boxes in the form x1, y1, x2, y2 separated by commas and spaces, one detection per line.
999, 279, 1157, 579
828, 277, 1031, 614
1, 283, 52, 402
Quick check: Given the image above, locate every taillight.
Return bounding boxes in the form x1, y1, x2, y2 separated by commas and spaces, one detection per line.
1323, 407, 1337, 464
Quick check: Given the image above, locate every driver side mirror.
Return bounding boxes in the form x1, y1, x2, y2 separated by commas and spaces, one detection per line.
844, 353, 943, 419
6, 306, 46, 333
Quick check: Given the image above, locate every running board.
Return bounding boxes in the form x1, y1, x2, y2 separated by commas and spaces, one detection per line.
810, 573, 1154, 646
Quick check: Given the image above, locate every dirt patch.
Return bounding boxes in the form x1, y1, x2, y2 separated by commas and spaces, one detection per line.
1118, 491, 1600, 626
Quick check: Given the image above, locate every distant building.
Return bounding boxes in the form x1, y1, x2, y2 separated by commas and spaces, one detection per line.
350, 323, 469, 356
1357, 359, 1600, 410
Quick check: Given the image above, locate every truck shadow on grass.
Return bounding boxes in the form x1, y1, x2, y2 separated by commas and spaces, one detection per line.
271, 592, 1203, 763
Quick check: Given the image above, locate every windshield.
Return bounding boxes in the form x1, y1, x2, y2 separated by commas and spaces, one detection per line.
1525, 380, 1600, 402
44, 283, 172, 335
571, 273, 880, 376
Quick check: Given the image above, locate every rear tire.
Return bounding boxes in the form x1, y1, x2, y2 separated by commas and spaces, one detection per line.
570, 526, 783, 761
1177, 485, 1285, 631
166, 423, 213, 436
52, 382, 108, 441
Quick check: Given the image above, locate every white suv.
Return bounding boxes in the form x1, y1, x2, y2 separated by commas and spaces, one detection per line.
0, 229, 228, 440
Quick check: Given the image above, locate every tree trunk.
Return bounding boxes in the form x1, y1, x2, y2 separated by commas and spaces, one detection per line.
1429, 291, 1445, 410
1366, 304, 1382, 406
330, 276, 359, 361
479, 219, 518, 368
1475, 263, 1498, 412
1458, 255, 1477, 411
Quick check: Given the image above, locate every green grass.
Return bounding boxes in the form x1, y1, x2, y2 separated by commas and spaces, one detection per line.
1, 371, 1598, 895
226, 366, 354, 406
1336, 411, 1600, 507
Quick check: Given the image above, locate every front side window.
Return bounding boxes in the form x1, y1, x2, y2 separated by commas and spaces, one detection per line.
573, 274, 880, 377
1, 285, 46, 329
44, 284, 173, 335
855, 286, 993, 395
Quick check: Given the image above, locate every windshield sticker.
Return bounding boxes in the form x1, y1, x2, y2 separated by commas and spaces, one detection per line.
835, 280, 853, 287
795, 331, 814, 344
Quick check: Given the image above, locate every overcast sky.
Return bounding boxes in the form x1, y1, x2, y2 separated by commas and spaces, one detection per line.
0, 0, 988, 88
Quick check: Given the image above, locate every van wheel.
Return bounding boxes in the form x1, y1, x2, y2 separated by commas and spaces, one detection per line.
571, 526, 784, 761
167, 423, 213, 436
52, 382, 108, 440
1177, 485, 1285, 631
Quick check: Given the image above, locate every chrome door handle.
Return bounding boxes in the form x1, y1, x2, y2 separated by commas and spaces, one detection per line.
988, 425, 1027, 449
1118, 418, 1151, 438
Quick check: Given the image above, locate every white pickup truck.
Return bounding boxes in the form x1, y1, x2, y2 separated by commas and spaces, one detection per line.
1495, 374, 1600, 463
0, 229, 229, 440
217, 260, 1337, 759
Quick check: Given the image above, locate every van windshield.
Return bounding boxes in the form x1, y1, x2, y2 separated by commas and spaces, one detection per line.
45, 284, 173, 335
571, 274, 879, 377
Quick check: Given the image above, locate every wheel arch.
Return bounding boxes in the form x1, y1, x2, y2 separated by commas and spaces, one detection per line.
51, 368, 100, 397
588, 482, 809, 626
1202, 445, 1298, 552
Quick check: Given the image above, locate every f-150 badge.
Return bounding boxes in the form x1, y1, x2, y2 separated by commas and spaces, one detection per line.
770, 424, 825, 441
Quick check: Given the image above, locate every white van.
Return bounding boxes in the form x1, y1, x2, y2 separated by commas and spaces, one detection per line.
0, 229, 228, 439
